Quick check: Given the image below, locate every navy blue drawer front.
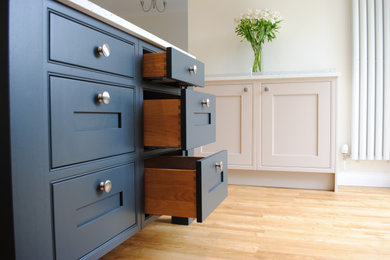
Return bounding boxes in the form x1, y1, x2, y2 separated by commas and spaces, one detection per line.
182, 88, 216, 150
143, 88, 215, 150
50, 76, 135, 168
49, 12, 135, 78
168, 48, 204, 87
52, 163, 136, 260
196, 150, 228, 222
142, 47, 204, 87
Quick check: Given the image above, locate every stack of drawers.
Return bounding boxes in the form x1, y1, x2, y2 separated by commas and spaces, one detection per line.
143, 48, 228, 223
48, 8, 138, 260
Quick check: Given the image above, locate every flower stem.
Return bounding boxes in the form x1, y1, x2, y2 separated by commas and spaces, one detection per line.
258, 45, 262, 72
252, 45, 262, 73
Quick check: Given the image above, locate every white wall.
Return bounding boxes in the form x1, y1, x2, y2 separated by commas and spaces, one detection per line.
91, 0, 188, 50
129, 12, 188, 50
188, 0, 390, 186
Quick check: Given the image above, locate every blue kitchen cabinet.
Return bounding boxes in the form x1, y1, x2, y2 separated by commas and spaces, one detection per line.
5, 0, 227, 259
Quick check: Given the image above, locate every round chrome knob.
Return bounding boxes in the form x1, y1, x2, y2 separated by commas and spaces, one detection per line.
97, 91, 110, 104
201, 98, 210, 107
264, 87, 269, 92
215, 161, 223, 171
188, 65, 197, 74
97, 43, 110, 57
99, 180, 112, 193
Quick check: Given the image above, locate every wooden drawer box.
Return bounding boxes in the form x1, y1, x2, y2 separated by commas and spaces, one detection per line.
143, 47, 205, 87
49, 11, 135, 78
144, 150, 228, 222
144, 88, 216, 150
50, 76, 135, 168
52, 163, 136, 260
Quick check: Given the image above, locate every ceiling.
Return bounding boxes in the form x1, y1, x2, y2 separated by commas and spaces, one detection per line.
90, 0, 187, 18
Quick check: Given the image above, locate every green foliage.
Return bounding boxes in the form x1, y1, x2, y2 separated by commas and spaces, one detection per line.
235, 18, 281, 52
234, 9, 282, 72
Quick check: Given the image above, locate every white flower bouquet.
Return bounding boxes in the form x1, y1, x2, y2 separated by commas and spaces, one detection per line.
235, 9, 282, 72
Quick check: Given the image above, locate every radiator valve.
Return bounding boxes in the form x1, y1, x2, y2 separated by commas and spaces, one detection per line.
341, 144, 350, 169
341, 144, 349, 160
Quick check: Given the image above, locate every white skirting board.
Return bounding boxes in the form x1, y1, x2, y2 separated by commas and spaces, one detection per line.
228, 170, 335, 191
337, 171, 390, 187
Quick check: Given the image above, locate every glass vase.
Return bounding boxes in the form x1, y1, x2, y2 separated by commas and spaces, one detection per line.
251, 45, 262, 73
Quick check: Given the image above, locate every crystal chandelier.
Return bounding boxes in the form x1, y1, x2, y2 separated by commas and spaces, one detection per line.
140, 0, 167, 13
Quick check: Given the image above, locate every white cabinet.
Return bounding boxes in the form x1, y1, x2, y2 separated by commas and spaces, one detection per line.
259, 81, 335, 172
194, 83, 255, 169
195, 74, 337, 175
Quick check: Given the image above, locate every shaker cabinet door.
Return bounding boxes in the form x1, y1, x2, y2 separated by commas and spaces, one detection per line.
194, 83, 254, 169
261, 81, 332, 169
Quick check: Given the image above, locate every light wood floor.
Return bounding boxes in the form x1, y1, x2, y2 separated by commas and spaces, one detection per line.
101, 185, 390, 260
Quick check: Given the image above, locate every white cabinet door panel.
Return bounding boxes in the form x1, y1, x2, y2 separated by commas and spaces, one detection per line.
195, 83, 254, 169
260, 81, 331, 169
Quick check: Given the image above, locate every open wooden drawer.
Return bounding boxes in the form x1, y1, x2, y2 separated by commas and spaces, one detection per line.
143, 47, 205, 87
144, 150, 228, 223
144, 88, 216, 150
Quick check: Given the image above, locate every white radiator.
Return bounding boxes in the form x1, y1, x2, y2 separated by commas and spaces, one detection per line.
351, 0, 390, 160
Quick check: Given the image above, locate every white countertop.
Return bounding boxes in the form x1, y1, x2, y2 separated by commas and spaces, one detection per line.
53, 1, 339, 80
205, 70, 340, 81
56, 0, 194, 58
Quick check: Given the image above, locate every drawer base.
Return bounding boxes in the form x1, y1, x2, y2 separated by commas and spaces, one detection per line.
171, 216, 194, 225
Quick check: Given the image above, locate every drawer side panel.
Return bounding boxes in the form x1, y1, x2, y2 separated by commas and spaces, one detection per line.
143, 99, 181, 147
144, 168, 196, 218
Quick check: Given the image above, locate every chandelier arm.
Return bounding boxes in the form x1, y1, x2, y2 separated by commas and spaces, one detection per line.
140, 0, 167, 12
155, 0, 167, 12
140, 0, 153, 12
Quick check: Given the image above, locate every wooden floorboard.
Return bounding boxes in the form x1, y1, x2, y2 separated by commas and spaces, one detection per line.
100, 185, 390, 260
